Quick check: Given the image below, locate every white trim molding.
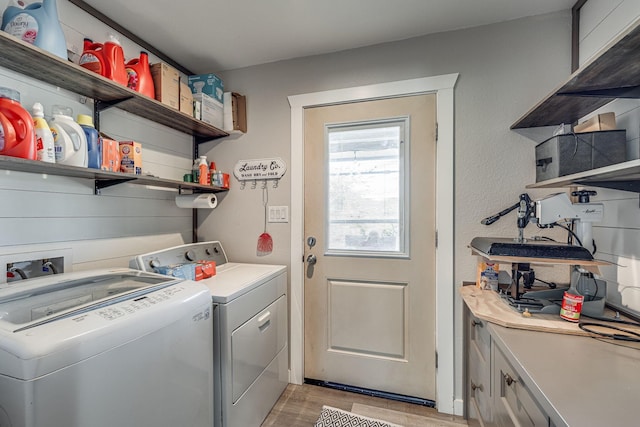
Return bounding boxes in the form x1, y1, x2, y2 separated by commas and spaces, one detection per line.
288, 73, 459, 415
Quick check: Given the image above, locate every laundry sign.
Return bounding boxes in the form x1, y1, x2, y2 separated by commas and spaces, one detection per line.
233, 158, 287, 181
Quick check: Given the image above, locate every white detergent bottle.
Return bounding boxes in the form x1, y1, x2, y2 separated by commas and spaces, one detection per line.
32, 102, 55, 163
49, 105, 87, 167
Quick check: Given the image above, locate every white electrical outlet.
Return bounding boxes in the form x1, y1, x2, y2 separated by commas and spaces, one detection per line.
268, 206, 289, 223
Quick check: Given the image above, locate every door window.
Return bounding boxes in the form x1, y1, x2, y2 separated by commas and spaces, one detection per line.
325, 118, 409, 257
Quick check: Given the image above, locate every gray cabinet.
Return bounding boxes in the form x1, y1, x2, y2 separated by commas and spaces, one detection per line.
464, 304, 551, 427
463, 288, 640, 426
492, 343, 548, 427
464, 307, 493, 426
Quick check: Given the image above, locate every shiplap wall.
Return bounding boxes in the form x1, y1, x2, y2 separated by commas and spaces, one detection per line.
0, 2, 196, 280
578, 0, 640, 316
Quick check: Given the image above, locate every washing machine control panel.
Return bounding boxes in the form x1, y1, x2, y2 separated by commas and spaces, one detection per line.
94, 287, 181, 320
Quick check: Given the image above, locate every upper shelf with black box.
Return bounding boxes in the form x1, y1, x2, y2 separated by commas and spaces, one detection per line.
528, 129, 640, 193
515, 16, 640, 193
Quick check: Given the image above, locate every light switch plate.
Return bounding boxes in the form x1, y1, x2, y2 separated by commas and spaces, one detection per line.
268, 206, 289, 223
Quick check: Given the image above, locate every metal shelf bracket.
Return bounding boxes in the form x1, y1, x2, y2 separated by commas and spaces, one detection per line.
94, 177, 136, 195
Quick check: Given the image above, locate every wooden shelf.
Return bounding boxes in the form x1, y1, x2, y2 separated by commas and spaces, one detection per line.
512, 18, 640, 129
527, 159, 640, 192
0, 31, 228, 142
0, 155, 229, 195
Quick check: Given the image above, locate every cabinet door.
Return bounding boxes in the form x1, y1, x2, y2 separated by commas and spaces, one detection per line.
465, 306, 493, 426
468, 354, 493, 426
493, 343, 549, 427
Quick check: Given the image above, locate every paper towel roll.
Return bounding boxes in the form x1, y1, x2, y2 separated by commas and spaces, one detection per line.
175, 194, 218, 209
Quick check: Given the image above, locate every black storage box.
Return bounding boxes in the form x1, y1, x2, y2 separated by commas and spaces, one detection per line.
535, 130, 626, 182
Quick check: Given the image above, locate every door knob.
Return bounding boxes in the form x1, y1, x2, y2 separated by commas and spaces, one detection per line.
503, 373, 516, 386
471, 381, 484, 392
306, 254, 317, 265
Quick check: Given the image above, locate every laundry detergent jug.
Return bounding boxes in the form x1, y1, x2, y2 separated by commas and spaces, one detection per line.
32, 102, 55, 163
49, 106, 87, 167
0, 87, 36, 160
79, 37, 128, 86
125, 51, 155, 98
77, 114, 99, 169
1, 0, 68, 60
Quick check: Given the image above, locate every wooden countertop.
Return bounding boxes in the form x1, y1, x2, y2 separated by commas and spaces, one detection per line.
460, 285, 640, 337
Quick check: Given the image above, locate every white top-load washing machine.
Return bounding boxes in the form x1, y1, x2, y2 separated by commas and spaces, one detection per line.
0, 268, 213, 427
130, 241, 288, 427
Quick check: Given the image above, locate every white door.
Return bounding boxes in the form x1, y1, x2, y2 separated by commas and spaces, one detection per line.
303, 94, 437, 400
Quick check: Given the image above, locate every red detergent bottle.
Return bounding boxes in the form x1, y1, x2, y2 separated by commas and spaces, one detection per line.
79, 36, 128, 86
0, 87, 36, 160
125, 51, 155, 98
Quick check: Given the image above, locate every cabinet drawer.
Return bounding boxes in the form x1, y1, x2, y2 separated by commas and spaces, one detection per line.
493, 344, 548, 427
468, 352, 492, 424
469, 313, 491, 363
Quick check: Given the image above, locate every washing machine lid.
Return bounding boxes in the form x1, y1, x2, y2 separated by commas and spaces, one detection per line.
0, 268, 211, 380
0, 269, 179, 332
203, 263, 286, 304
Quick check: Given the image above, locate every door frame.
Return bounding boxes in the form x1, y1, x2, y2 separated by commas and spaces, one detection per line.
288, 74, 459, 414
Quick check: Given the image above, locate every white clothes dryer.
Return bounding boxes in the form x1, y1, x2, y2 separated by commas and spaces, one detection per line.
0, 268, 213, 427
131, 241, 288, 427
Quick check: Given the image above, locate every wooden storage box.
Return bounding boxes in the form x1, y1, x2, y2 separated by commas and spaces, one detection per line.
223, 92, 246, 133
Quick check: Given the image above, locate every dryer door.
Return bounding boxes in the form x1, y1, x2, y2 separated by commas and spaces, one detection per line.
231, 294, 287, 403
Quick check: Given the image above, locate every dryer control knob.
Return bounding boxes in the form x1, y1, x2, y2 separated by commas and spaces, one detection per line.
149, 258, 161, 269
185, 250, 197, 261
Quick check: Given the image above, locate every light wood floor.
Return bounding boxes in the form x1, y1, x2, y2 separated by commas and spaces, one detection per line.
261, 383, 467, 426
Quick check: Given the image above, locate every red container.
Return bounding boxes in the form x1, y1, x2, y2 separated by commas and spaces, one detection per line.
195, 260, 216, 281
560, 291, 584, 322
79, 38, 128, 86
0, 97, 36, 160
125, 51, 155, 98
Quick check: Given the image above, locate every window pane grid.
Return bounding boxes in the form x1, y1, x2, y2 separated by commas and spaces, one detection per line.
326, 121, 406, 254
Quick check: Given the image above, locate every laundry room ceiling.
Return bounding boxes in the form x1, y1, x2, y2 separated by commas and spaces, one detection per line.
80, 0, 576, 74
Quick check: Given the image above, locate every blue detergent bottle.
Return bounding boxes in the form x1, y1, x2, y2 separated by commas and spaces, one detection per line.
1, 0, 68, 60
77, 114, 100, 169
